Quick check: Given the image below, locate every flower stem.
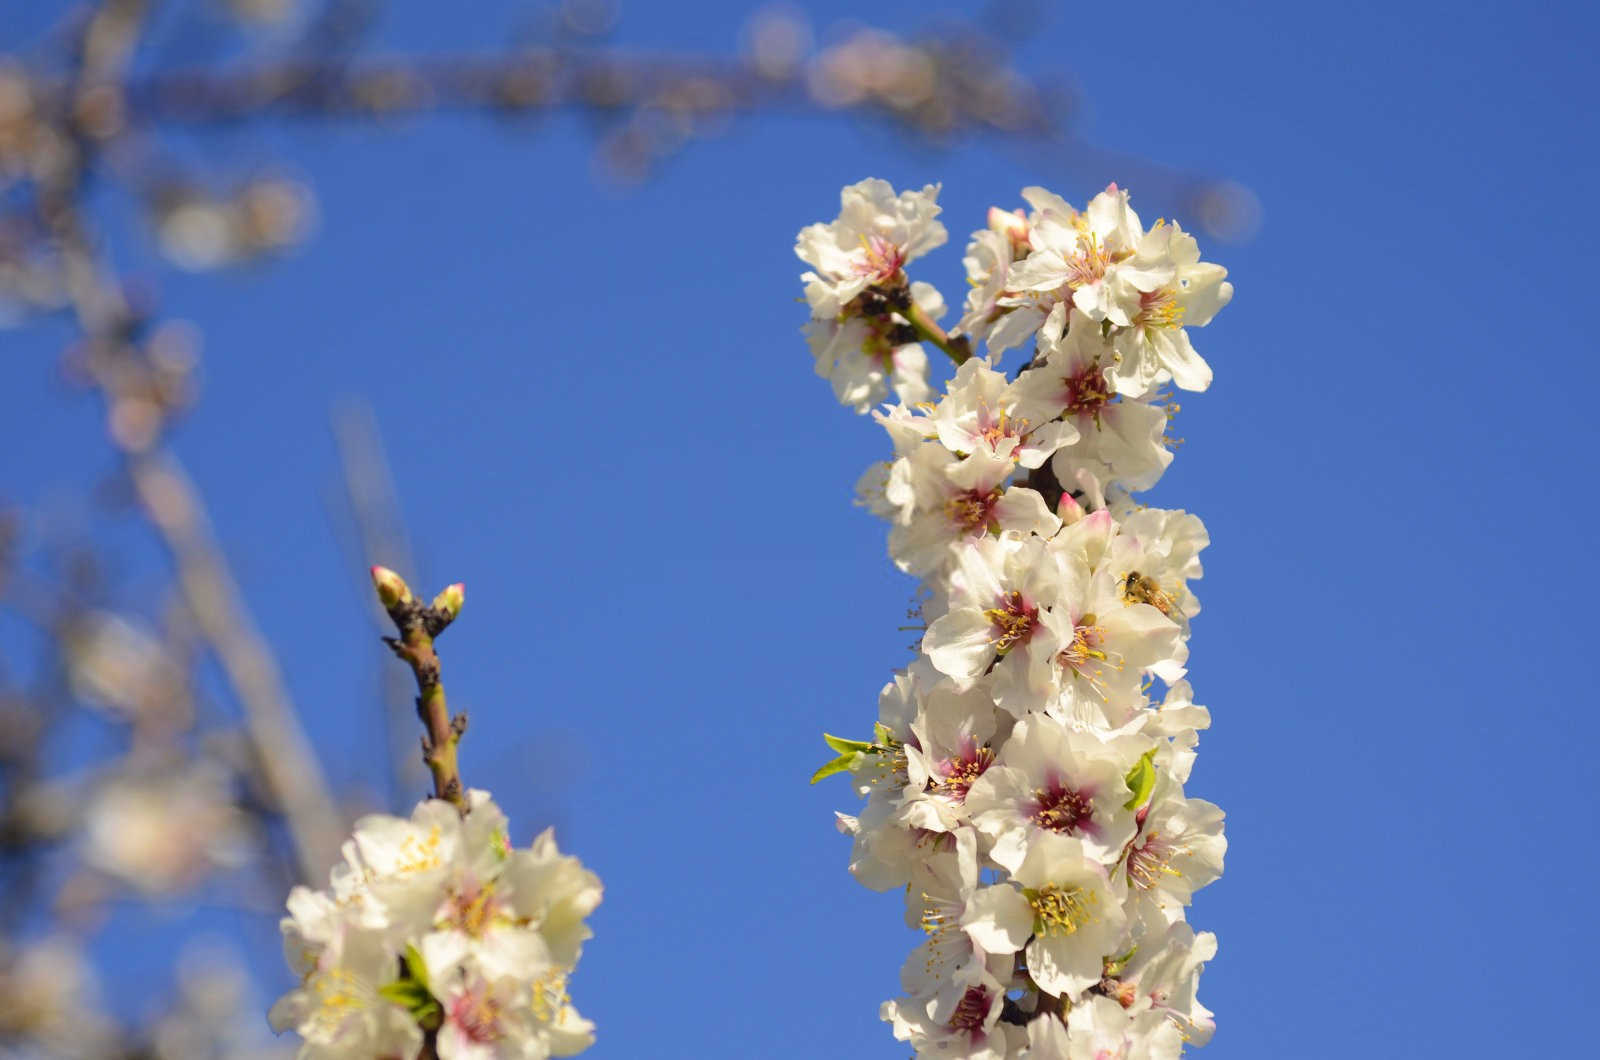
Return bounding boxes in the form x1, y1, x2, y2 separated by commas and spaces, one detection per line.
371, 568, 469, 813
904, 299, 973, 366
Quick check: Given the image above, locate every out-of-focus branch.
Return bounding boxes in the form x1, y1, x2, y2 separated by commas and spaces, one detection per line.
329, 402, 427, 802
29, 0, 342, 884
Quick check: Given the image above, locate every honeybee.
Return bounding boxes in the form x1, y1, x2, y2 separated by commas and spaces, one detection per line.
1121, 570, 1182, 620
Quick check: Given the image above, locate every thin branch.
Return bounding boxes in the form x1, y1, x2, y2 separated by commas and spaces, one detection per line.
371, 568, 467, 813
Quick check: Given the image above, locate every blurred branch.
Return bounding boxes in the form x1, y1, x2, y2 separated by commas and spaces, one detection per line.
28, 0, 342, 884
329, 401, 426, 804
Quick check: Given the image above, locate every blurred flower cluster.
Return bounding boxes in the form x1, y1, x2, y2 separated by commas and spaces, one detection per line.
798, 180, 1230, 1057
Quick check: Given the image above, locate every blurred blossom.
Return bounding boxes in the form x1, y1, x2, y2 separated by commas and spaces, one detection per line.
560, 0, 620, 37
64, 610, 191, 727
0, 936, 117, 1058
83, 760, 255, 894
152, 943, 297, 1060
742, 5, 814, 80
154, 178, 316, 272
220, 0, 298, 25
1186, 179, 1263, 242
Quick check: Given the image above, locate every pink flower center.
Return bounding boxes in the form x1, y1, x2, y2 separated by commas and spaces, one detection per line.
983, 591, 1038, 655
945, 486, 1001, 533
1134, 288, 1184, 330
1030, 777, 1097, 836
947, 984, 993, 1035
1061, 362, 1113, 419
852, 234, 908, 282
931, 740, 995, 802
449, 988, 503, 1045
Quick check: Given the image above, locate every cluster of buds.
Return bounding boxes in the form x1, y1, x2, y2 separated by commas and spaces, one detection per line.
798, 180, 1230, 1058
270, 570, 602, 1059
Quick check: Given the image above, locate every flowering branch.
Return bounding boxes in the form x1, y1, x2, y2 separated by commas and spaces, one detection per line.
370, 566, 468, 814
273, 570, 603, 1058
797, 179, 1231, 1057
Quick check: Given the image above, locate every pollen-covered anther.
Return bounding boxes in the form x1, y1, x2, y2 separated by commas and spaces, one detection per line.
530, 969, 571, 1026
1061, 361, 1114, 422
450, 988, 505, 1044
946, 984, 994, 1033
983, 591, 1039, 655
1057, 616, 1122, 695
393, 825, 444, 875
1025, 884, 1098, 938
1125, 831, 1185, 890
977, 406, 1028, 452
866, 736, 910, 788
306, 968, 371, 1038
1029, 779, 1095, 835
446, 881, 501, 937
945, 486, 1002, 533
930, 743, 995, 802
852, 233, 908, 282
1135, 288, 1185, 331
1064, 233, 1115, 289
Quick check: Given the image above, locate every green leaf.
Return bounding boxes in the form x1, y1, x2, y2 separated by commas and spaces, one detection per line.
1103, 944, 1139, 977
378, 979, 432, 1009
402, 943, 431, 991
1123, 749, 1159, 811
810, 750, 863, 784
822, 732, 874, 755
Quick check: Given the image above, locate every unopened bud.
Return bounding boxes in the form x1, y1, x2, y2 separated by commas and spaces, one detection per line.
1057, 493, 1084, 525
370, 566, 412, 610
431, 583, 465, 621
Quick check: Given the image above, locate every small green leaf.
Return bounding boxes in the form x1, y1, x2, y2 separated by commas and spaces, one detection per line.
378, 980, 431, 1008
872, 721, 894, 745
810, 750, 863, 784
1123, 749, 1159, 811
1103, 944, 1139, 977
402, 943, 431, 991
823, 732, 874, 755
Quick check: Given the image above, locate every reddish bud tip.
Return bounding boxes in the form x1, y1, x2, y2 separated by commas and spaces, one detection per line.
370, 565, 412, 609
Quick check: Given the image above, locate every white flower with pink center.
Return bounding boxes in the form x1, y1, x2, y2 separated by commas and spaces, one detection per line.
1060, 995, 1186, 1060
1012, 310, 1176, 494
964, 715, 1143, 872
267, 925, 423, 1060
922, 535, 1077, 710
883, 953, 1019, 1060
1117, 777, 1225, 924
1107, 920, 1217, 1048
988, 184, 1154, 357
961, 832, 1128, 998
888, 449, 1059, 578
796, 179, 947, 320
930, 357, 1080, 469
802, 279, 943, 413
1101, 221, 1231, 396
900, 830, 982, 996
903, 683, 1005, 833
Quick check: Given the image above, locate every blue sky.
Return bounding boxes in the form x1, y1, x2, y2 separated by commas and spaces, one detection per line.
5, 0, 1599, 1056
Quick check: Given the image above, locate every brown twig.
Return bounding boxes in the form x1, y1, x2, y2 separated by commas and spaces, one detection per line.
370, 567, 468, 813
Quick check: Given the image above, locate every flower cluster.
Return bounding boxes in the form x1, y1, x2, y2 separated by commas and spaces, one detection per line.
269, 791, 601, 1060
799, 180, 1229, 1058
